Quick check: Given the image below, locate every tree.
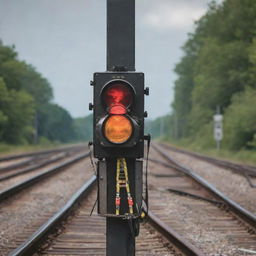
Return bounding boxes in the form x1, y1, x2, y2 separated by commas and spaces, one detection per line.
38, 103, 75, 143
73, 114, 93, 142
224, 87, 256, 150
0, 77, 35, 143
0, 60, 53, 104
171, 0, 256, 150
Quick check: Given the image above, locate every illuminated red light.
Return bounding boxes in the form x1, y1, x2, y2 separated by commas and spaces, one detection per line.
109, 104, 127, 115
103, 83, 132, 114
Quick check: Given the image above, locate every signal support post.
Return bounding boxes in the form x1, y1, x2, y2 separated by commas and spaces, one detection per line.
89, 0, 149, 255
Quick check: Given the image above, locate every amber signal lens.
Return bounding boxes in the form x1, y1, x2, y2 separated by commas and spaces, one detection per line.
104, 115, 132, 144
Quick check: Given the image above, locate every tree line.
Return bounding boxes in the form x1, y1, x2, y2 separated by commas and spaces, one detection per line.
0, 40, 92, 145
148, 0, 256, 151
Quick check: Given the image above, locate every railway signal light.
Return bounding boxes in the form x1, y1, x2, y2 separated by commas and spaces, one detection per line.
104, 115, 132, 144
91, 72, 146, 159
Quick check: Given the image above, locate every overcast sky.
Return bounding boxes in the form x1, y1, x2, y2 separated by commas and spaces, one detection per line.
0, 0, 221, 119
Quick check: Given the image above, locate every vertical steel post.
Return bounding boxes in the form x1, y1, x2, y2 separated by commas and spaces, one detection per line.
106, 159, 136, 256
106, 0, 136, 255
107, 0, 135, 71
97, 159, 142, 255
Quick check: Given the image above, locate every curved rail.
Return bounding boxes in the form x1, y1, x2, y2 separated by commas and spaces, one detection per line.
153, 143, 256, 228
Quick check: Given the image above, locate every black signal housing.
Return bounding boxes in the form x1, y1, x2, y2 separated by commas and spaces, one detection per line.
92, 72, 145, 158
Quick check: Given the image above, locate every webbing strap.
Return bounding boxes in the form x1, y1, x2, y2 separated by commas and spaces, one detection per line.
115, 158, 134, 215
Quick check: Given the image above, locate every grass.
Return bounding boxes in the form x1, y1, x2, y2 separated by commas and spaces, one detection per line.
161, 137, 256, 166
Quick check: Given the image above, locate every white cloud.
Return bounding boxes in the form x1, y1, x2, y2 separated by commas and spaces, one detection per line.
142, 2, 206, 31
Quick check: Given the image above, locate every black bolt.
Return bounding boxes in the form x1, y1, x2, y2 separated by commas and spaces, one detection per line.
144, 87, 149, 95
89, 103, 94, 110
90, 80, 95, 86
144, 111, 148, 118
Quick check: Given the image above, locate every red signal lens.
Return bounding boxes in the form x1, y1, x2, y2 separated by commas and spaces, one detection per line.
103, 83, 132, 114
109, 104, 127, 115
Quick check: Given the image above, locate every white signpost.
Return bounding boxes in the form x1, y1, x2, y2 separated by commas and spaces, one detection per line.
213, 113, 223, 150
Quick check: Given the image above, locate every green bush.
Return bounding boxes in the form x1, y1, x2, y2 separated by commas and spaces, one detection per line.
223, 87, 256, 150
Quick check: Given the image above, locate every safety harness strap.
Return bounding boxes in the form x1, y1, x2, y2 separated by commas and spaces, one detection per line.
115, 158, 134, 215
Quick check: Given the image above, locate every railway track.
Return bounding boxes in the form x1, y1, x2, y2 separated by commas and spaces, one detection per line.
9, 175, 202, 256
0, 147, 84, 182
159, 142, 256, 190
156, 143, 256, 215
0, 148, 93, 256
0, 144, 85, 163
0, 151, 89, 203
159, 143, 256, 178
3, 143, 256, 255
150, 144, 256, 255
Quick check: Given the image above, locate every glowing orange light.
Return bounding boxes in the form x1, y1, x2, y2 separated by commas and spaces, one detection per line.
104, 115, 132, 144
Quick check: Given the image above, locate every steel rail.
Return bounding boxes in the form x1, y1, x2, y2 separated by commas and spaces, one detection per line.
0, 144, 86, 162
0, 147, 82, 172
0, 158, 35, 172
9, 174, 204, 256
147, 211, 205, 256
159, 143, 256, 176
0, 151, 78, 182
9, 143, 255, 255
9, 175, 97, 256
0, 152, 89, 203
153, 143, 256, 228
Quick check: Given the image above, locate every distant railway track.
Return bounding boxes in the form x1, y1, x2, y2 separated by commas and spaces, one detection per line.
0, 151, 89, 203
0, 146, 84, 182
159, 143, 256, 177
159, 143, 256, 190
0, 144, 86, 162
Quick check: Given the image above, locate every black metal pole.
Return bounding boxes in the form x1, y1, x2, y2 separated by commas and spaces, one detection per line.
107, 218, 135, 255
106, 158, 136, 256
106, 1, 136, 255
107, 0, 135, 71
